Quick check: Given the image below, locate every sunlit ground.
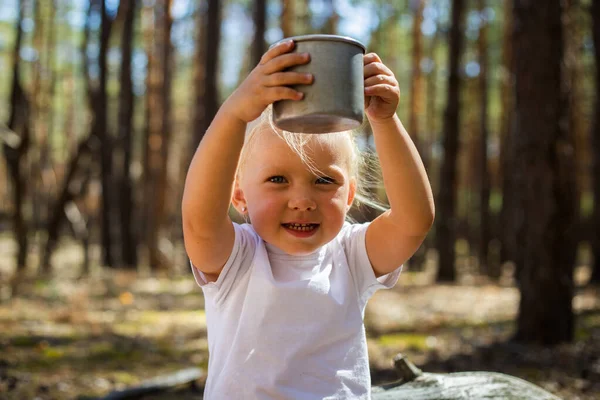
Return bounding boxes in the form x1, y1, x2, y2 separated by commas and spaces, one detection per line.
0, 235, 599, 399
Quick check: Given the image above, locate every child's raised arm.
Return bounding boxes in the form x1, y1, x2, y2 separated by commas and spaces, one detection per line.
362, 53, 436, 277
182, 40, 313, 281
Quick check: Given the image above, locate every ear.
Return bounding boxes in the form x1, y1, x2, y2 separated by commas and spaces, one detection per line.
231, 179, 247, 214
346, 178, 356, 210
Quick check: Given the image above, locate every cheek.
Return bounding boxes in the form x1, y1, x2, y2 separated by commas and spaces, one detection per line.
321, 187, 350, 213
246, 189, 285, 219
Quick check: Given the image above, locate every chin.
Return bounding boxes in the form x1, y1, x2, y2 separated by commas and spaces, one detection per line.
278, 239, 324, 255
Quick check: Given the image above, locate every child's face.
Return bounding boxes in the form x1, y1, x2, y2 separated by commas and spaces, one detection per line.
235, 128, 356, 255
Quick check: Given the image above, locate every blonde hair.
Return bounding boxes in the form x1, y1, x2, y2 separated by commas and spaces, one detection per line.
236, 106, 387, 221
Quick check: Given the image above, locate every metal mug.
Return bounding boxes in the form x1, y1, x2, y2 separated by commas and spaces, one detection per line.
270, 34, 366, 134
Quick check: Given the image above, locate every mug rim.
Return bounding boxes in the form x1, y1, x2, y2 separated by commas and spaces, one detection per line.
269, 34, 366, 53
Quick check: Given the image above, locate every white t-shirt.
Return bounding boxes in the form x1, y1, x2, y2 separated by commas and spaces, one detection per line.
190, 222, 402, 400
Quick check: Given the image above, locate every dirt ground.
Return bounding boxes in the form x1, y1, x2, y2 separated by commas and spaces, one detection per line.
1, 238, 599, 400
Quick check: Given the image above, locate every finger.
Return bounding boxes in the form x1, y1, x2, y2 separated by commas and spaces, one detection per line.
363, 52, 382, 65
364, 84, 400, 99
260, 40, 295, 65
266, 86, 304, 102
364, 74, 397, 88
264, 72, 313, 87
364, 62, 394, 79
263, 52, 311, 74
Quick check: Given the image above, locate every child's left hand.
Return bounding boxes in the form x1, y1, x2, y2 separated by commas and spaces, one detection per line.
363, 53, 400, 122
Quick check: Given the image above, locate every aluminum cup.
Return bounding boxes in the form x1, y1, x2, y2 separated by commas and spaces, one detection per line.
270, 34, 366, 134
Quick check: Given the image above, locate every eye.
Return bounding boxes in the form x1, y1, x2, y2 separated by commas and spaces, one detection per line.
268, 176, 287, 184
316, 176, 336, 184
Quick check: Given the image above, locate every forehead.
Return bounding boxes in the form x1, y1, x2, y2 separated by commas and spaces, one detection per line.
245, 127, 353, 174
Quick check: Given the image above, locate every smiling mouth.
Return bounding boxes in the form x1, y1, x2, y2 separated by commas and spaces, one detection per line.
282, 223, 320, 232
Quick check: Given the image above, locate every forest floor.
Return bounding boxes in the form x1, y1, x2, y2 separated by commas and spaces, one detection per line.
0, 237, 599, 399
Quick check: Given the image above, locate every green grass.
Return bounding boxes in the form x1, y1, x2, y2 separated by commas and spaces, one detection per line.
377, 333, 430, 351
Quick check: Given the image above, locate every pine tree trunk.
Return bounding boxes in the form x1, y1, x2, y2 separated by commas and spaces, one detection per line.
498, 0, 514, 273
117, 0, 138, 268
409, 0, 427, 271
41, 0, 95, 274
512, 0, 577, 345
251, 0, 267, 68
94, 0, 114, 267
590, 0, 600, 284
409, 0, 424, 152
564, 0, 584, 274
143, 0, 174, 270
477, 0, 491, 275
155, 0, 173, 269
281, 0, 295, 37
435, 0, 465, 282
3, 0, 30, 272
321, 0, 339, 34
192, 0, 221, 149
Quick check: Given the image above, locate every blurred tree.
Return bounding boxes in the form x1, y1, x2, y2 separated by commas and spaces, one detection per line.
425, 8, 441, 176
408, 0, 427, 270
2, 0, 30, 272
117, 0, 139, 268
282, 0, 296, 37
30, 0, 57, 233
498, 0, 514, 273
512, 0, 577, 344
93, 0, 115, 267
192, 0, 221, 150
320, 0, 339, 34
42, 1, 97, 273
476, 0, 490, 274
564, 0, 585, 258
143, 0, 173, 270
409, 0, 425, 153
436, 0, 466, 282
590, 0, 600, 284
251, 0, 267, 68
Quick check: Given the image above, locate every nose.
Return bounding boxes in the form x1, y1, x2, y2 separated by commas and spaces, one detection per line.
288, 190, 317, 211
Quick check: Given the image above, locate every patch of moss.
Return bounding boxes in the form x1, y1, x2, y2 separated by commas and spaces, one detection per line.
111, 371, 139, 385
138, 311, 165, 324
43, 347, 65, 360
377, 333, 429, 350
580, 313, 600, 328
87, 342, 146, 363
12, 336, 40, 347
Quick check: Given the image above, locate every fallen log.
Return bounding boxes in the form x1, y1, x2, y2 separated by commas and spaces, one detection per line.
98, 367, 203, 400
371, 354, 561, 400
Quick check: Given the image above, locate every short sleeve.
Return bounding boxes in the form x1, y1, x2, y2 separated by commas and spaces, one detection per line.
189, 222, 257, 306
339, 222, 402, 307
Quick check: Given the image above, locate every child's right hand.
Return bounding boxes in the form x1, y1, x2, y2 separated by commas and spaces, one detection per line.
224, 40, 313, 124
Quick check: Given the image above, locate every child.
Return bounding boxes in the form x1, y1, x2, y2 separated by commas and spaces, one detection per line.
182, 39, 434, 399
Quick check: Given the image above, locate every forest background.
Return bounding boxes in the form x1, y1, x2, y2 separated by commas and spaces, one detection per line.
1, 0, 599, 399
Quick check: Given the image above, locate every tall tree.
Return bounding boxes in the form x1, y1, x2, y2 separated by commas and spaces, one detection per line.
94, 0, 115, 267
512, 0, 577, 344
192, 0, 222, 150
408, 0, 426, 270
590, 0, 600, 284
251, 0, 267, 68
281, 0, 296, 37
409, 0, 425, 153
435, 0, 466, 282
42, 1, 97, 273
117, 0, 138, 267
498, 0, 514, 273
565, 0, 587, 202
321, 0, 339, 34
2, 0, 30, 272
477, 0, 491, 274
425, 15, 441, 176
143, 0, 174, 269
